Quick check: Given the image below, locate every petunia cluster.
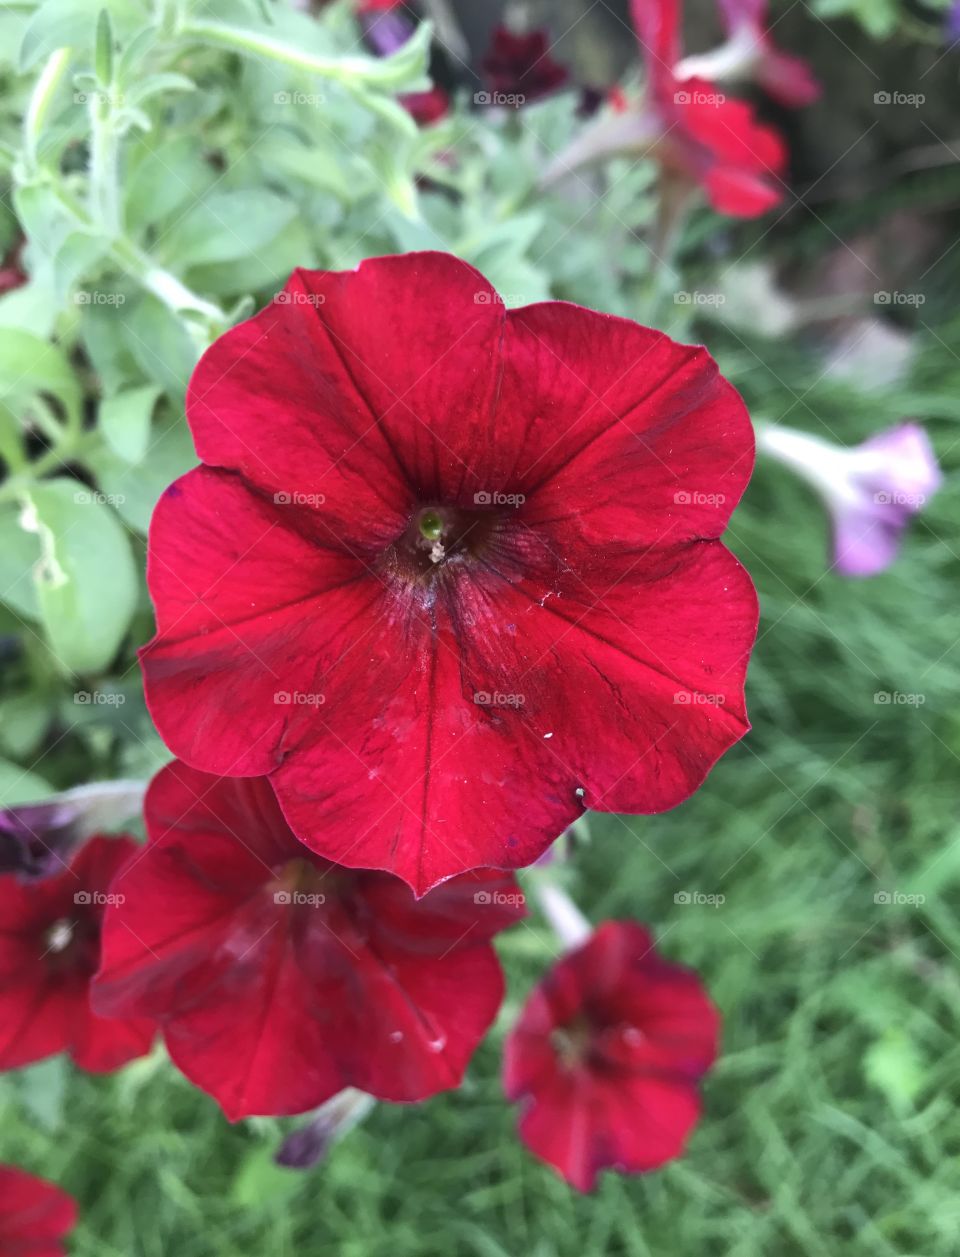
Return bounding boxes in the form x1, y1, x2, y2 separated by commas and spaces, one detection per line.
2, 250, 758, 1189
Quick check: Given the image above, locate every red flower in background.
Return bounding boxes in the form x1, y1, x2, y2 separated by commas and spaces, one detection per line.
93, 761, 525, 1119
139, 253, 756, 894
548, 0, 785, 217
0, 1166, 76, 1257
0, 835, 155, 1073
481, 26, 569, 102
504, 922, 719, 1191
677, 0, 821, 109
631, 0, 786, 216
401, 85, 450, 126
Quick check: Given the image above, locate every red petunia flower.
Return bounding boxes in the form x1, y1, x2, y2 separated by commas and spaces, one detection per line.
401, 85, 450, 126
503, 921, 719, 1191
631, 0, 786, 216
92, 760, 525, 1119
675, 0, 820, 109
139, 251, 757, 896
0, 835, 156, 1073
481, 25, 569, 102
548, 0, 785, 218
0, 1166, 76, 1257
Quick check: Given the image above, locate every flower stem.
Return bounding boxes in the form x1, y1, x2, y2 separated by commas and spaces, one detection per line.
535, 882, 591, 951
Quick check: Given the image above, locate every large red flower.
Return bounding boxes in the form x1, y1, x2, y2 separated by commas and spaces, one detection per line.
503, 921, 719, 1191
0, 835, 155, 1073
0, 1166, 76, 1257
140, 251, 757, 895
631, 0, 786, 216
92, 760, 525, 1119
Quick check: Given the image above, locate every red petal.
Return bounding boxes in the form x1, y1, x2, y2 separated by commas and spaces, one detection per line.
0, 1167, 76, 1255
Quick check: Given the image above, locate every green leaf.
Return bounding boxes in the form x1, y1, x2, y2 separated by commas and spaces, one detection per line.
16, 1058, 67, 1132
95, 8, 113, 84
87, 410, 195, 533
0, 503, 42, 620
99, 385, 161, 464
0, 328, 81, 426
120, 295, 199, 397
0, 691, 53, 759
20, 0, 97, 70
20, 477, 138, 675
161, 189, 298, 269
124, 135, 217, 233
0, 755, 52, 807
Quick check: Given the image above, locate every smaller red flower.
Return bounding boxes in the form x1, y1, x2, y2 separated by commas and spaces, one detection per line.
401, 85, 450, 126
0, 835, 156, 1073
504, 921, 719, 1191
93, 761, 525, 1119
0, 1166, 76, 1257
631, 0, 786, 216
481, 25, 569, 102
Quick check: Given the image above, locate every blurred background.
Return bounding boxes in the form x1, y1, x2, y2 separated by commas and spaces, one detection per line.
0, 0, 958, 1253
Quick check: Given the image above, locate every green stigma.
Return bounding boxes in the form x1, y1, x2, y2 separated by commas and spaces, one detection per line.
418, 510, 444, 542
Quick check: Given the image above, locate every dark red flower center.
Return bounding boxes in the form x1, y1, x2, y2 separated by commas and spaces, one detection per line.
383, 502, 515, 585
42, 912, 99, 976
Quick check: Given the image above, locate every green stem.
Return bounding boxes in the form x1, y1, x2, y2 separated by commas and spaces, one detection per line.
0, 431, 99, 504
89, 91, 122, 238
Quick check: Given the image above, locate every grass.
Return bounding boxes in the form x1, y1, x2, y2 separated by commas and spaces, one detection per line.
3, 285, 959, 1257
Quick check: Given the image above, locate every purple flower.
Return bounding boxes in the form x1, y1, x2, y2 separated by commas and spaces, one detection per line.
757, 422, 942, 578
947, 2, 960, 45
275, 1090, 374, 1169
0, 781, 145, 880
